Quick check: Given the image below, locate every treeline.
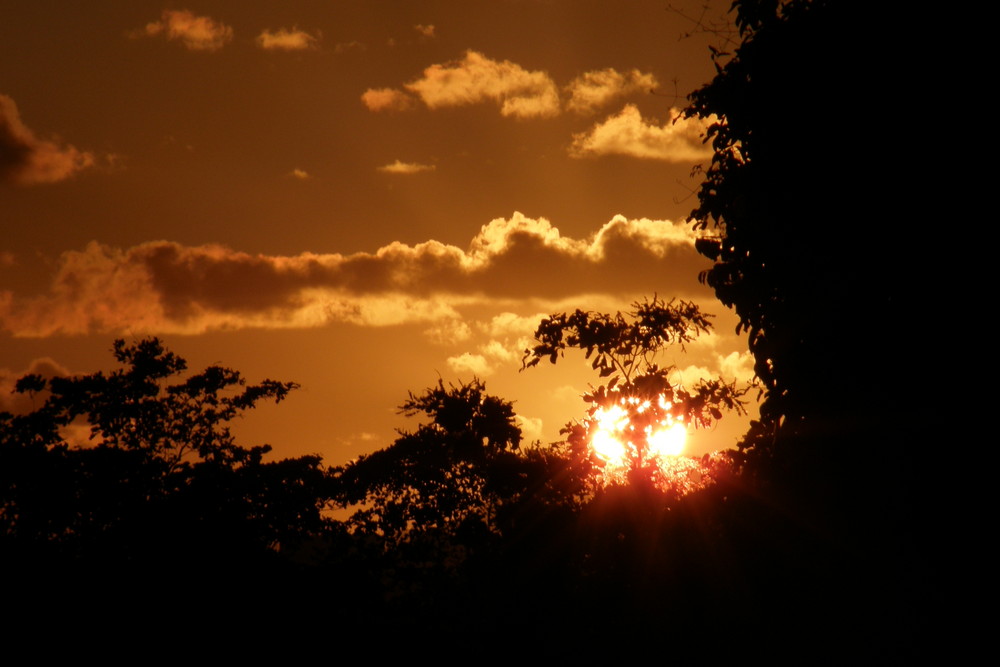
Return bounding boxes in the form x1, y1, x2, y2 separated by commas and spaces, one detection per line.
0, 310, 899, 658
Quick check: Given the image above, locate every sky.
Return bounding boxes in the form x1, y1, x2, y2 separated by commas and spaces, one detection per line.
0, 0, 756, 464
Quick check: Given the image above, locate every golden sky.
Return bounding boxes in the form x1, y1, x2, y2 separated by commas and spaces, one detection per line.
0, 1, 755, 463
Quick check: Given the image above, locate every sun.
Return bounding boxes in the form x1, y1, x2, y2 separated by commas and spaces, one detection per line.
572, 390, 728, 496
588, 394, 687, 471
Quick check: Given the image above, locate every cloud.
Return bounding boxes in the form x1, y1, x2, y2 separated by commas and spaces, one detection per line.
335, 40, 365, 54
425, 320, 472, 346
717, 350, 756, 383
361, 87, 418, 112
516, 415, 544, 442
485, 312, 547, 338
447, 353, 492, 376
290, 168, 310, 179
404, 51, 560, 118
377, 160, 435, 174
364, 58, 657, 120
414, 24, 436, 38
257, 27, 319, 51
0, 95, 95, 185
432, 311, 546, 378
133, 10, 233, 52
676, 351, 756, 390
569, 105, 714, 161
445, 337, 524, 377
479, 339, 519, 364
565, 68, 658, 114
0, 213, 709, 337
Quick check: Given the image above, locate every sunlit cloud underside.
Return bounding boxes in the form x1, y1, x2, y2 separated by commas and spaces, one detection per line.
1, 213, 709, 337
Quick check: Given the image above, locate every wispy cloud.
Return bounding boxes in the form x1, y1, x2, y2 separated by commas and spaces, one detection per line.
564, 69, 657, 114
424, 320, 472, 346
0, 213, 707, 337
377, 160, 435, 174
132, 10, 233, 52
414, 24, 436, 38
569, 105, 714, 161
290, 168, 310, 179
335, 40, 365, 54
404, 50, 560, 118
0, 95, 95, 185
257, 27, 320, 51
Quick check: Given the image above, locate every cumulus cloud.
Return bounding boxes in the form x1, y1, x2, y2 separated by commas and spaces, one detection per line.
570, 104, 714, 161
404, 51, 560, 118
414, 24, 436, 38
676, 351, 756, 391
361, 87, 417, 112
0, 213, 708, 337
565, 68, 658, 114
377, 160, 435, 174
447, 353, 492, 376
133, 10, 233, 52
257, 27, 319, 51
516, 415, 544, 443
478, 339, 519, 364
364, 57, 660, 120
446, 336, 525, 378
0, 95, 95, 185
717, 350, 756, 383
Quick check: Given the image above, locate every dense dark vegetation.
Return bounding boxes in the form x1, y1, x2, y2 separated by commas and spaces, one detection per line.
2, 1, 926, 658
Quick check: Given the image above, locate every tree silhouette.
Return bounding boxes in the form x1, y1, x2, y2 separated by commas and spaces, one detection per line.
0, 338, 329, 573
523, 296, 747, 492
684, 0, 925, 484
682, 0, 926, 652
332, 379, 526, 548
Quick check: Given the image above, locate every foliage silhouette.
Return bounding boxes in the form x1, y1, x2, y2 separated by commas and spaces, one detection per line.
684, 0, 926, 487
0, 338, 329, 572
523, 296, 747, 492
681, 1, 926, 652
332, 379, 524, 545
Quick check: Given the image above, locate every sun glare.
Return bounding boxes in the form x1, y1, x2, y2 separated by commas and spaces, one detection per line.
589, 394, 687, 469
583, 396, 720, 495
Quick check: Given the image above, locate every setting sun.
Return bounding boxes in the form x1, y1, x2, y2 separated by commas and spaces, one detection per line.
589, 394, 688, 470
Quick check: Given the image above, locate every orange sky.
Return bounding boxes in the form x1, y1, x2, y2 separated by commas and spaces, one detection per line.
0, 1, 755, 464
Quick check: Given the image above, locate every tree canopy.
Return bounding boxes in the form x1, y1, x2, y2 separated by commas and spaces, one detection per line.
683, 5, 927, 647
1, 338, 329, 571
684, 0, 924, 485
332, 379, 527, 545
